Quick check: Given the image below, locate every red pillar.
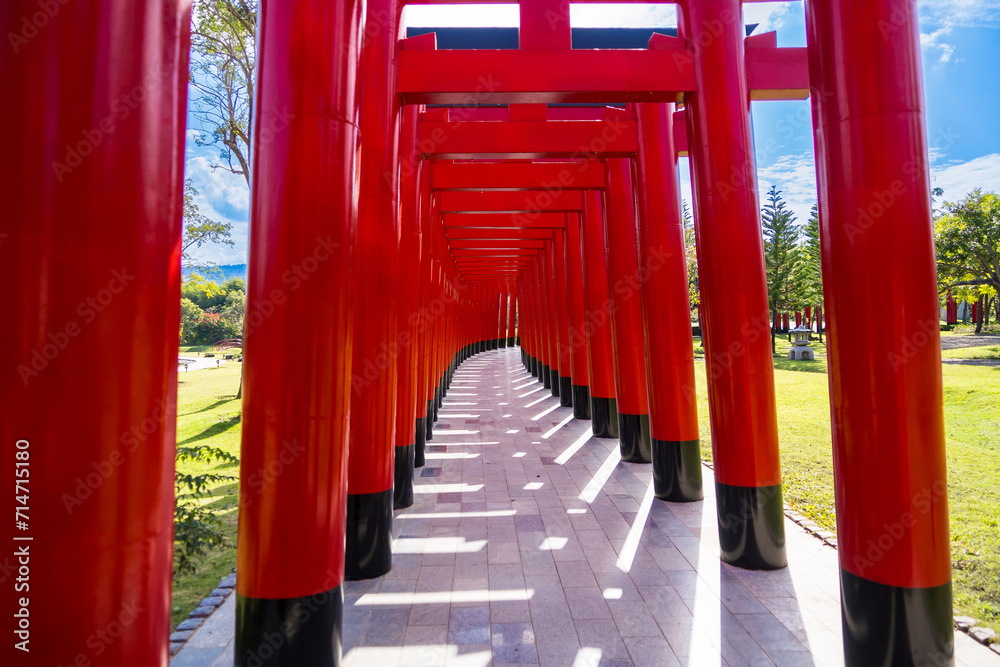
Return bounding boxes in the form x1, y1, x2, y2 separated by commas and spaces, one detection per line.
235, 0, 362, 661
783, 313, 790, 331
634, 102, 703, 502
540, 245, 556, 390
581, 191, 620, 438
565, 213, 592, 419
1, 2, 189, 664
604, 158, 652, 463
680, 0, 785, 569
393, 103, 422, 509
795, 311, 802, 327
508, 294, 518, 346
946, 291, 958, 325
553, 229, 574, 406
346, 0, 401, 580
807, 0, 952, 660
498, 293, 508, 347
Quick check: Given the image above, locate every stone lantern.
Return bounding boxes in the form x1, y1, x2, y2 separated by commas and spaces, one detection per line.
788, 325, 814, 360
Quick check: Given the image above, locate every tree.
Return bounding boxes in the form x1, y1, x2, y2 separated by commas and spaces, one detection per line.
795, 204, 824, 342
761, 186, 800, 352
189, 0, 256, 187
183, 180, 234, 265
935, 189, 1000, 333
682, 199, 700, 320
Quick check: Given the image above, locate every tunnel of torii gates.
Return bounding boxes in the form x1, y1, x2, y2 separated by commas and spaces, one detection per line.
0, 0, 951, 665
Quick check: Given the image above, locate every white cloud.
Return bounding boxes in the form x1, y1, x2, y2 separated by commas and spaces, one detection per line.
920, 27, 955, 64
918, 0, 1000, 28
742, 2, 797, 34
757, 152, 817, 223
183, 155, 250, 265
931, 154, 1000, 201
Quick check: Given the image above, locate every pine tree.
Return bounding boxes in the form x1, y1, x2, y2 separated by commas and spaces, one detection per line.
795, 204, 824, 341
682, 199, 699, 319
761, 185, 800, 353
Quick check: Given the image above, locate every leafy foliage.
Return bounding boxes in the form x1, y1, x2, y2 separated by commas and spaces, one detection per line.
682, 199, 699, 317
174, 440, 239, 576
935, 189, 1000, 332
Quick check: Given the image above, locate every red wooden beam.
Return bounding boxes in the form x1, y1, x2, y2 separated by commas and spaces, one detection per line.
443, 213, 567, 228
450, 240, 545, 249
419, 119, 638, 159
399, 49, 693, 105
446, 228, 554, 239
433, 161, 605, 190
440, 190, 583, 213
746, 33, 809, 101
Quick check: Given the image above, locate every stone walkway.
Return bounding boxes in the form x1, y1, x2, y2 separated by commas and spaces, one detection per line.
173, 347, 999, 666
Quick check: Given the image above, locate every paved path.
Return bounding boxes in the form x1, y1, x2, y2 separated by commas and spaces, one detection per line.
173, 347, 999, 666
941, 334, 1000, 350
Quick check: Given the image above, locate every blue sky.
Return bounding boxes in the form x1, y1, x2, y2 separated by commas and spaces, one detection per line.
184, 1, 1000, 264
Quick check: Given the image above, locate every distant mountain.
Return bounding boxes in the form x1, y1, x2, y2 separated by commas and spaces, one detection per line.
183, 264, 248, 282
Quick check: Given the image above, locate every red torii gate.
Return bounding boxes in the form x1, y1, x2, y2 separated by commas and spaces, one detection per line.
1, 0, 950, 665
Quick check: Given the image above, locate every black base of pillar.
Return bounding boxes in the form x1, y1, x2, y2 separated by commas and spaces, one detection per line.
435, 385, 442, 410
572, 385, 591, 419
542, 365, 551, 388
558, 376, 573, 407
394, 444, 414, 510
840, 569, 953, 666
715, 481, 786, 570
236, 585, 343, 667
345, 488, 393, 580
508, 337, 516, 346
618, 413, 652, 463
651, 438, 702, 502
529, 357, 537, 376
590, 396, 619, 439
549, 369, 560, 396
426, 401, 435, 439
414, 418, 426, 468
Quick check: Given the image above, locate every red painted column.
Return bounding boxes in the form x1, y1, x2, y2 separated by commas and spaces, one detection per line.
807, 0, 952, 660
346, 0, 401, 580
531, 259, 546, 379
553, 229, 574, 406
393, 103, 422, 509
1, 2, 189, 665
634, 102, 703, 502
795, 311, 802, 327
414, 155, 433, 463
422, 196, 439, 442
509, 294, 518, 346
539, 245, 556, 390
565, 213, 592, 419
604, 158, 652, 463
235, 0, 363, 661
581, 191, 620, 438
783, 313, 790, 331
679, 0, 785, 569
498, 293, 508, 348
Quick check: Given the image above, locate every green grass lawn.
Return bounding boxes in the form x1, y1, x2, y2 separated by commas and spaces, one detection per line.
171, 334, 1000, 632
692, 334, 1000, 628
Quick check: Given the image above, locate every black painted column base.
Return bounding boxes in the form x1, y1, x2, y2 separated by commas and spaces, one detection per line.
558, 376, 573, 407
508, 337, 516, 346
236, 585, 343, 667
618, 413, 652, 463
435, 384, 443, 409
572, 385, 591, 419
394, 444, 414, 509
651, 438, 702, 502
591, 396, 619, 438
542, 365, 551, 389
345, 488, 393, 580
414, 418, 426, 468
840, 569, 953, 666
715, 481, 786, 570
425, 401, 435, 440
549, 369, 560, 397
